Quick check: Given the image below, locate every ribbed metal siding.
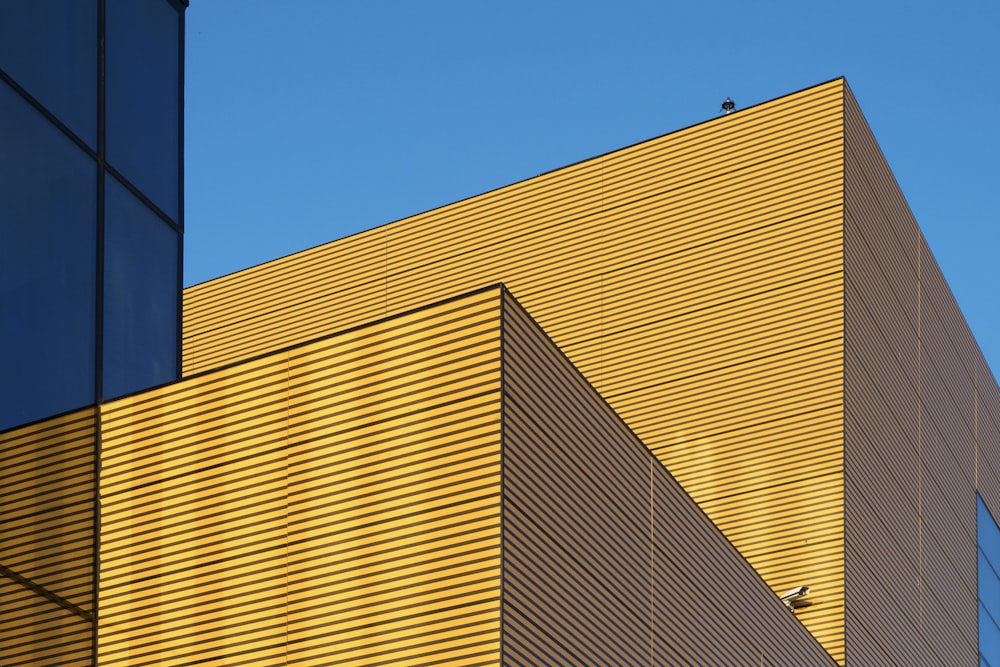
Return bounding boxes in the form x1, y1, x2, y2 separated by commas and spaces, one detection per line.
843, 85, 979, 666
1, 408, 96, 609
501, 291, 836, 665
982, 378, 1000, 524
185, 83, 845, 379
0, 407, 96, 666
919, 239, 978, 664
283, 288, 504, 667
182, 226, 389, 375
841, 82, 923, 665
99, 287, 505, 666
0, 578, 92, 666
99, 349, 291, 667
501, 292, 651, 664
182, 80, 848, 658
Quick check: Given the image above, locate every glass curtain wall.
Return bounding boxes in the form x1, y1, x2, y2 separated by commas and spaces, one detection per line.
979, 496, 1000, 666
0, 0, 184, 432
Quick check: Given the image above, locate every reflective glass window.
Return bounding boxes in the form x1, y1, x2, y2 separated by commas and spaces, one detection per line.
0, 0, 98, 148
984, 549, 1000, 608
106, 0, 180, 221
103, 174, 179, 400
0, 79, 97, 431
982, 600, 1000, 667
983, 498, 1000, 560
981, 497, 1000, 665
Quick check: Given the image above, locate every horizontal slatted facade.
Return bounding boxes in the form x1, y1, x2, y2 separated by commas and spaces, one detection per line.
843, 85, 983, 665
0, 407, 96, 666
183, 79, 848, 658
501, 292, 652, 664
99, 287, 505, 666
0, 578, 92, 667
283, 287, 504, 667
651, 464, 838, 666
500, 290, 836, 665
184, 81, 846, 385
99, 349, 292, 667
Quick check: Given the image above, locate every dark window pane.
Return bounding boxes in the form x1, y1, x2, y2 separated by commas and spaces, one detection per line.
103, 174, 179, 400
106, 0, 180, 221
0, 0, 98, 148
0, 79, 97, 431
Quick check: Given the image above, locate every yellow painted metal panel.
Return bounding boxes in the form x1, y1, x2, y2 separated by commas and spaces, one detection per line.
182, 79, 845, 376
0, 407, 96, 615
386, 144, 844, 315
99, 287, 506, 666
182, 225, 389, 359
175, 80, 848, 661
0, 579, 92, 667
501, 292, 836, 664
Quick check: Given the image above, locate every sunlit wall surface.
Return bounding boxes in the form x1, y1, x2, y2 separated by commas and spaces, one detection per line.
980, 497, 1000, 666
0, 0, 184, 432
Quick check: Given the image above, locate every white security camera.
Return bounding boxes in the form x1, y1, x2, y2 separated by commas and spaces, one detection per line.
779, 586, 810, 610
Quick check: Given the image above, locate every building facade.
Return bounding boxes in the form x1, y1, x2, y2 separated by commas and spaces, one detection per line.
1, 1, 185, 664
2, 58, 998, 667
0, 0, 185, 432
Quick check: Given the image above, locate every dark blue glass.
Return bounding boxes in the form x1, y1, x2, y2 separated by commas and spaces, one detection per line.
103, 174, 179, 400
105, 0, 180, 222
0, 79, 97, 431
0, 0, 98, 148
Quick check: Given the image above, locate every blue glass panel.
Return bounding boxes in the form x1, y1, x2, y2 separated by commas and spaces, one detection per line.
106, 0, 180, 221
982, 601, 1000, 667
0, 0, 98, 148
982, 497, 1000, 665
982, 550, 1000, 616
0, 79, 97, 431
982, 498, 1000, 566
103, 174, 179, 400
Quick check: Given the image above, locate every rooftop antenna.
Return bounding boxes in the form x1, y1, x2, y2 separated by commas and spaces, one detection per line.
721, 97, 735, 114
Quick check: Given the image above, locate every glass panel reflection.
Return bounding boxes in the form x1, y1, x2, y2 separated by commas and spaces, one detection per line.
0, 0, 98, 148
106, 0, 180, 221
982, 600, 1000, 667
103, 174, 179, 400
0, 80, 97, 431
981, 497, 1000, 665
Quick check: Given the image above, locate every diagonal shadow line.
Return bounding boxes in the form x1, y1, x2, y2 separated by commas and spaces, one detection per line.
0, 562, 94, 623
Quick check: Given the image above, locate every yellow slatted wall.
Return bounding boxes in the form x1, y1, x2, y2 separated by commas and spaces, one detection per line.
99, 287, 505, 666
0, 579, 92, 667
183, 78, 847, 659
501, 291, 836, 665
0, 407, 96, 666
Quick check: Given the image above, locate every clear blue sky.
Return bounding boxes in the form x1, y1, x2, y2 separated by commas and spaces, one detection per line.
184, 0, 999, 373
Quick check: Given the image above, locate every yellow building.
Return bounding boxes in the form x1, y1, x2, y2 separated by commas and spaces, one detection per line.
4, 78, 999, 665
